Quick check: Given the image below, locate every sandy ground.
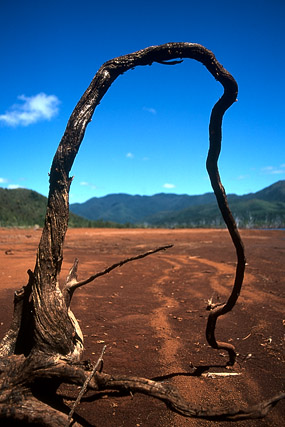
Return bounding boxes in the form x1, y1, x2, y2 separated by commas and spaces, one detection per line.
0, 228, 284, 426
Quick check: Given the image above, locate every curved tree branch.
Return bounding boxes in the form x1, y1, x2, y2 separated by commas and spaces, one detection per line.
205, 72, 246, 364
32, 42, 244, 363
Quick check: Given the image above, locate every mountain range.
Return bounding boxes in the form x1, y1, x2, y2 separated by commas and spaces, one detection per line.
1, 180, 284, 228
70, 180, 285, 228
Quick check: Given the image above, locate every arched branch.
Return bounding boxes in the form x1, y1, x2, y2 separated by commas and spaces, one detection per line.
32, 42, 244, 362
38, 42, 240, 286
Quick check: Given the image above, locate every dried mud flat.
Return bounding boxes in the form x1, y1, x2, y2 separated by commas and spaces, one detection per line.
0, 227, 284, 426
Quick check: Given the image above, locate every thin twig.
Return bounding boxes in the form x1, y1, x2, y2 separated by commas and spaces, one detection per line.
66, 244, 173, 291
67, 345, 107, 425
242, 333, 252, 341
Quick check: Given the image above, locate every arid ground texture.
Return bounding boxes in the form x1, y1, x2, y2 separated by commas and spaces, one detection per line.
0, 228, 284, 426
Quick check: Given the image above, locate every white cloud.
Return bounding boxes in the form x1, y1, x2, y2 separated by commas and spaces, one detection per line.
126, 152, 134, 159
261, 165, 285, 175
163, 183, 176, 189
7, 184, 23, 189
80, 181, 97, 189
0, 93, 60, 126
143, 107, 157, 115
0, 178, 25, 189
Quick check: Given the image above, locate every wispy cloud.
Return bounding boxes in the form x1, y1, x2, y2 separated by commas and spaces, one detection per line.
143, 107, 157, 115
126, 152, 134, 159
237, 174, 250, 180
163, 183, 176, 189
0, 93, 60, 126
80, 181, 97, 190
0, 178, 25, 190
261, 165, 285, 175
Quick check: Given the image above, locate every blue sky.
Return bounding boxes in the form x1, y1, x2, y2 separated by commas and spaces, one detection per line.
0, 0, 284, 203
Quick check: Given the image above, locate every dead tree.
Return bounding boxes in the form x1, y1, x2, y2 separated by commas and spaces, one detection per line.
0, 43, 284, 425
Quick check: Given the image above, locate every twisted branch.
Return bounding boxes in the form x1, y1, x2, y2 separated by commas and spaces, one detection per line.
205, 60, 246, 364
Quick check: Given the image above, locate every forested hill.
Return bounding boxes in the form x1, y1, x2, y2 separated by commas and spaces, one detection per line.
70, 180, 285, 228
1, 181, 284, 228
0, 188, 119, 228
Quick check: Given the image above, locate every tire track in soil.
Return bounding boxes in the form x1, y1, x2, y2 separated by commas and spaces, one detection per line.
149, 253, 283, 427
149, 256, 191, 427
149, 255, 221, 427
150, 257, 184, 372
188, 256, 283, 312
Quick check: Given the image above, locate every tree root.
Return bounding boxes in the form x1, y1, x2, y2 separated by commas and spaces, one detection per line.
1, 351, 284, 426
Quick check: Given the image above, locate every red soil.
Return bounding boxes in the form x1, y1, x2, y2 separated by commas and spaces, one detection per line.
0, 228, 284, 426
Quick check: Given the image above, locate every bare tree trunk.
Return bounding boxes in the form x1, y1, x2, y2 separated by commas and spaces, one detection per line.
0, 42, 284, 425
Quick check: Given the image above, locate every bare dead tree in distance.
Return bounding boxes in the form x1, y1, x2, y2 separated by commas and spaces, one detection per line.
0, 43, 284, 425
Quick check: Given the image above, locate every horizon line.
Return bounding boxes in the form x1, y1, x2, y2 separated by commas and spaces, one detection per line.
0, 179, 284, 204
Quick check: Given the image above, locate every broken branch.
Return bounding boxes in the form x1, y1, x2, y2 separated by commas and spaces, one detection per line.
64, 244, 173, 293
67, 345, 107, 425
